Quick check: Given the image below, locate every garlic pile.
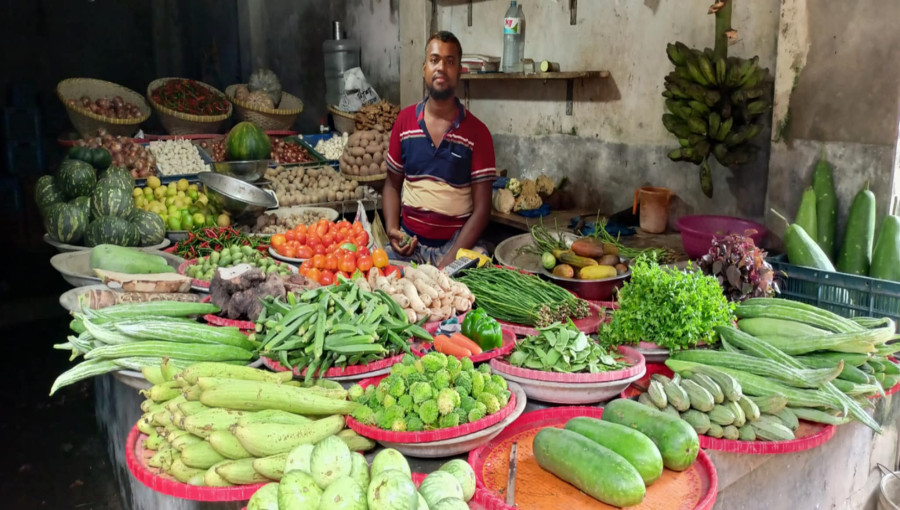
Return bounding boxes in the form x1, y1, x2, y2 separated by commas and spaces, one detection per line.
148, 139, 211, 176
312, 133, 349, 160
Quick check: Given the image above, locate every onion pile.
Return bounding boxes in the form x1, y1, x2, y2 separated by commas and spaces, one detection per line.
66, 95, 143, 119
195, 138, 226, 162
271, 138, 315, 165
75, 128, 157, 178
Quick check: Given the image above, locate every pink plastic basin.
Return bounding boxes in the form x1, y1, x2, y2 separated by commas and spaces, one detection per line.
676, 214, 768, 259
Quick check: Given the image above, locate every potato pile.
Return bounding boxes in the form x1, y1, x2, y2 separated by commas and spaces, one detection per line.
265, 165, 365, 206
238, 210, 333, 234
355, 101, 400, 131
339, 129, 388, 177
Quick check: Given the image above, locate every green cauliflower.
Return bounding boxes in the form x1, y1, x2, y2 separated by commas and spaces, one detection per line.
351, 405, 376, 426
439, 412, 460, 429
454, 385, 471, 399
483, 381, 502, 397
390, 362, 416, 380
373, 409, 385, 427
459, 395, 478, 413
390, 416, 407, 432
478, 392, 501, 414
478, 362, 492, 375
491, 374, 508, 391
432, 369, 452, 390
497, 390, 511, 409
348, 384, 365, 402
418, 399, 439, 425
364, 384, 376, 401
454, 407, 468, 425
446, 355, 461, 378
461, 357, 475, 372
398, 394, 414, 412
377, 405, 405, 430
453, 371, 473, 394
406, 415, 425, 432
383, 394, 397, 409
405, 371, 428, 385
467, 403, 486, 423
410, 382, 433, 404
421, 352, 448, 373
384, 375, 407, 398
414, 360, 425, 374
471, 371, 486, 397
401, 353, 417, 366
375, 382, 390, 404
437, 388, 461, 416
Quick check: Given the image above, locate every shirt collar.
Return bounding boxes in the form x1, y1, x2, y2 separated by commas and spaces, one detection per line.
416, 96, 466, 130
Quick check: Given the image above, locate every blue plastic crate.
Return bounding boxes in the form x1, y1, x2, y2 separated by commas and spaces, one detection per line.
298, 132, 340, 169
768, 254, 900, 326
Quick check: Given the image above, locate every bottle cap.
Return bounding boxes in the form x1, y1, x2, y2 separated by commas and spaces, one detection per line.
332, 21, 343, 40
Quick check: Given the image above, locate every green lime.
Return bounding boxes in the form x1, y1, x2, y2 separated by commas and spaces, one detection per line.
167, 216, 182, 230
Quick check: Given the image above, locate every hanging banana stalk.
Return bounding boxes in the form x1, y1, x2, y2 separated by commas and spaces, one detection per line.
661, 0, 771, 197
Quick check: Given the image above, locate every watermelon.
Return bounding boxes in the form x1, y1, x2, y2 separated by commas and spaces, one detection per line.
35, 175, 66, 214
69, 196, 91, 217
85, 216, 140, 247
58, 159, 97, 199
91, 182, 135, 219
89, 147, 113, 170
129, 209, 166, 246
47, 202, 89, 244
225, 121, 271, 161
99, 165, 134, 188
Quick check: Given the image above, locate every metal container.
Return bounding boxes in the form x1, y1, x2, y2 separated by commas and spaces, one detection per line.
50, 249, 185, 288
199, 172, 277, 219
878, 464, 900, 510
494, 232, 577, 273
539, 267, 631, 301
212, 159, 270, 182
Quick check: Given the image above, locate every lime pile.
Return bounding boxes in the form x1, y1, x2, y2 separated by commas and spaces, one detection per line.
133, 176, 230, 231
185, 245, 292, 281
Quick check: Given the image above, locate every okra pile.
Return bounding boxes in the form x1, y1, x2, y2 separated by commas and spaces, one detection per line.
252, 281, 433, 381
137, 361, 375, 487
51, 301, 258, 395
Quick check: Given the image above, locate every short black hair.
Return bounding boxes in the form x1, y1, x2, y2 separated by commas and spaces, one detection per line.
425, 31, 463, 60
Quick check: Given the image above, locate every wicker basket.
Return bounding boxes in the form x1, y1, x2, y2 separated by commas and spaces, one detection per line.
146, 78, 232, 135
341, 169, 386, 191
328, 104, 357, 134
225, 84, 303, 131
56, 78, 151, 138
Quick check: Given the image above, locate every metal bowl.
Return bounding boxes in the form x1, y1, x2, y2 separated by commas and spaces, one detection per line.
213, 159, 270, 182
198, 172, 277, 219
538, 266, 631, 301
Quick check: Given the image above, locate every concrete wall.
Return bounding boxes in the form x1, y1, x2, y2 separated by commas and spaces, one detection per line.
766, 0, 900, 246
345, 0, 402, 104
429, 0, 781, 223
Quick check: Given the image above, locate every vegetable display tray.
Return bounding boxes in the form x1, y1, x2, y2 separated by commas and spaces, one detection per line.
467, 407, 718, 510
176, 257, 297, 292
125, 424, 265, 501
411, 473, 505, 510
495, 301, 609, 337
260, 353, 403, 381
621, 364, 838, 454
410, 328, 518, 364
43, 233, 170, 254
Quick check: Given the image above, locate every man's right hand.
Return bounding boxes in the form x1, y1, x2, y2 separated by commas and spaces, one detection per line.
388, 228, 418, 257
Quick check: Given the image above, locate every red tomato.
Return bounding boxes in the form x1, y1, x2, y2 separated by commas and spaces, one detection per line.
357, 246, 370, 257
299, 267, 309, 277
319, 270, 334, 286
336, 220, 351, 229
306, 233, 321, 247
297, 245, 314, 259
326, 243, 339, 254
296, 224, 308, 235
334, 231, 348, 244
341, 271, 353, 280
325, 254, 339, 271
322, 232, 335, 246
312, 254, 326, 269
283, 246, 297, 259
307, 268, 321, 283
314, 244, 326, 255
353, 232, 369, 247
285, 230, 298, 242
299, 259, 312, 271
270, 234, 287, 250
356, 255, 374, 272
372, 248, 389, 268
383, 265, 401, 277
351, 221, 363, 233
339, 253, 357, 274
315, 222, 329, 237
296, 233, 307, 245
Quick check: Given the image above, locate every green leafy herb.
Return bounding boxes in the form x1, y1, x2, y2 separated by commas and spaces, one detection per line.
508, 320, 629, 373
599, 258, 735, 351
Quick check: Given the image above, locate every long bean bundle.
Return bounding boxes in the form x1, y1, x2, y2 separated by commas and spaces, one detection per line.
456, 267, 590, 327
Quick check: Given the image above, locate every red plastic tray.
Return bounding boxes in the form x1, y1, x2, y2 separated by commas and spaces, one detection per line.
494, 301, 609, 337
621, 364, 838, 454
345, 374, 517, 443
410, 328, 518, 364
197, 295, 257, 330
261, 353, 404, 378
411, 473, 507, 510
467, 406, 717, 510
489, 345, 645, 384
887, 383, 900, 397
125, 425, 265, 501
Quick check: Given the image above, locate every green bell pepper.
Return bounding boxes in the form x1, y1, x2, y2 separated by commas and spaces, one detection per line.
462, 310, 503, 350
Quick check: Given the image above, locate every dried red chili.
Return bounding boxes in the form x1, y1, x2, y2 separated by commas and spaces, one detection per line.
151, 79, 229, 116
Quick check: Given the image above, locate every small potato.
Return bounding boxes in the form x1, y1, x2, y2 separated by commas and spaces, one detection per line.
336, 191, 344, 201
369, 163, 381, 174
351, 165, 360, 175
381, 161, 387, 172
361, 130, 374, 142
373, 132, 383, 143
615, 263, 629, 275
362, 153, 373, 165
598, 254, 620, 266
373, 152, 384, 164
365, 143, 380, 155
349, 147, 366, 157
355, 187, 365, 198
382, 141, 389, 151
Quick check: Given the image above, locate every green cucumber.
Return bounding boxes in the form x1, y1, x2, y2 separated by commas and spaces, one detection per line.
533, 427, 645, 507
772, 209, 835, 271
813, 148, 838, 260
565, 416, 664, 486
602, 398, 699, 472
795, 186, 818, 240
869, 215, 900, 282
836, 183, 876, 275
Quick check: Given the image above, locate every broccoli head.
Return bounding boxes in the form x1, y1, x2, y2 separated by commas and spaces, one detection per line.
383, 394, 397, 409
454, 407, 468, 425
478, 392, 501, 414
453, 371, 473, 394
491, 374, 508, 391
437, 388, 461, 416
410, 382, 433, 404
377, 405, 406, 430
348, 384, 365, 402
483, 381, 502, 397
471, 371, 485, 397
478, 362, 492, 375
454, 385, 471, 399
497, 389, 511, 409
459, 395, 478, 413
418, 399, 439, 425
467, 406, 486, 423
351, 405, 376, 426
460, 357, 475, 372
421, 352, 448, 373
438, 412, 460, 429
398, 394, 414, 412
401, 353, 417, 366
406, 415, 425, 432
432, 369, 452, 390
445, 355, 461, 377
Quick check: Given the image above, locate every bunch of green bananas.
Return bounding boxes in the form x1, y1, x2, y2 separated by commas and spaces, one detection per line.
662, 41, 770, 197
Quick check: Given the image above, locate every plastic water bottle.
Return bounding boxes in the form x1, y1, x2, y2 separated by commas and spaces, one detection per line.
323, 21, 360, 107
502, 1, 524, 73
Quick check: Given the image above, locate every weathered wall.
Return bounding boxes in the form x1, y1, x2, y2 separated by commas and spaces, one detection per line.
345, 0, 402, 104
429, 0, 781, 223
766, 0, 900, 246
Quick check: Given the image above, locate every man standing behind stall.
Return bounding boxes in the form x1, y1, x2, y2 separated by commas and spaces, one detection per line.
382, 31, 496, 267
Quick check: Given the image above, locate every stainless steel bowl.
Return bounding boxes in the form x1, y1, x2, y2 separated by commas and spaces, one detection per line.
213, 159, 270, 182
198, 172, 277, 219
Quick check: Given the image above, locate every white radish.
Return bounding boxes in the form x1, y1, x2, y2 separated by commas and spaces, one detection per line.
389, 293, 410, 309
367, 268, 379, 288
400, 279, 428, 313
404, 309, 418, 323
418, 265, 451, 291
453, 296, 472, 313
355, 278, 372, 293
412, 277, 440, 301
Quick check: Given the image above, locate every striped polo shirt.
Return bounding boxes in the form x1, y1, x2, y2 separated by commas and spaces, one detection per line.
385, 98, 496, 242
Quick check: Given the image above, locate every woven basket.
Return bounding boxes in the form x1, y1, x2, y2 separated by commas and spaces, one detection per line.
56, 78, 151, 138
146, 78, 232, 135
341, 169, 386, 191
328, 104, 357, 134
225, 84, 303, 131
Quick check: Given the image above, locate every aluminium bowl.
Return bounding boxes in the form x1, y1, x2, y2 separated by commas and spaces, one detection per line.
198, 172, 277, 219
212, 159, 270, 183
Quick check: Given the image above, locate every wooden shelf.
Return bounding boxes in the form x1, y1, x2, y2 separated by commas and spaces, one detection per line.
460, 70, 610, 81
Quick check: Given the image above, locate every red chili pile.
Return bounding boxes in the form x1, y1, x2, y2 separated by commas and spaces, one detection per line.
172, 226, 271, 259
150, 79, 230, 116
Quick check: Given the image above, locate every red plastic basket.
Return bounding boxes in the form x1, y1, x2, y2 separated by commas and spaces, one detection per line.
410, 328, 518, 364
261, 353, 404, 378
489, 344, 645, 384
345, 374, 517, 443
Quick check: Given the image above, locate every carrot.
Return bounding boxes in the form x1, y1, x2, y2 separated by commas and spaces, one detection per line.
434, 335, 472, 358
449, 333, 483, 355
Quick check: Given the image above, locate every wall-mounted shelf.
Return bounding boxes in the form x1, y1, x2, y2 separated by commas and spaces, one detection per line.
459, 70, 611, 115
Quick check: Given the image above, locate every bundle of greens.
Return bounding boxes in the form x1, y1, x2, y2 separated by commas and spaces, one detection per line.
599, 258, 735, 350
699, 231, 777, 302
508, 320, 629, 373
